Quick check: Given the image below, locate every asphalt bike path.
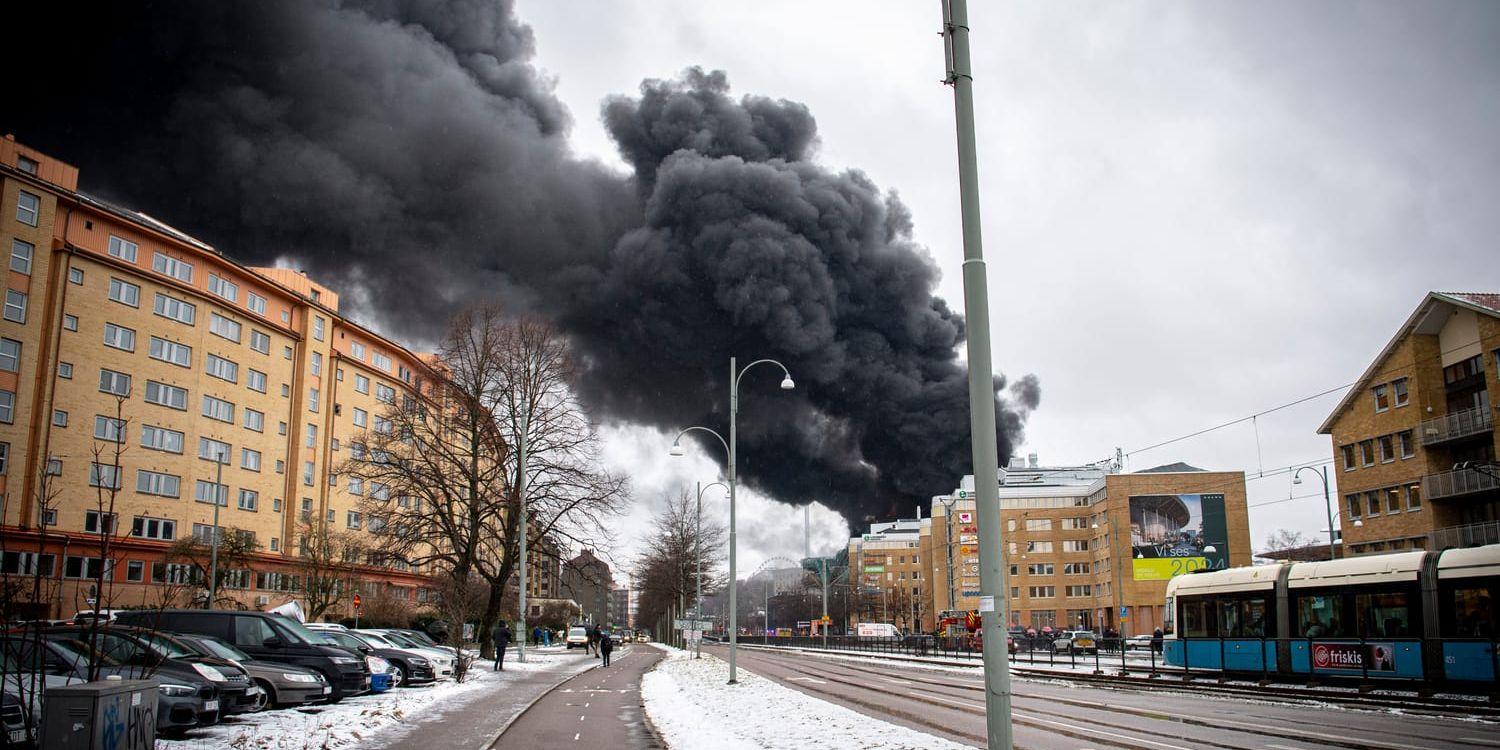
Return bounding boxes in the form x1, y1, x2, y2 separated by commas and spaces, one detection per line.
712, 643, 1500, 750
491, 644, 663, 750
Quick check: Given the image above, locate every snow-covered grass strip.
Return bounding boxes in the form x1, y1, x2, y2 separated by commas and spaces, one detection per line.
159, 648, 585, 749
642, 646, 969, 750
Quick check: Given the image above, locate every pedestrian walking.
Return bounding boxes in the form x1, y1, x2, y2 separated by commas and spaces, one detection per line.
588, 623, 601, 658
531, 625, 542, 645
600, 630, 614, 667
492, 622, 512, 671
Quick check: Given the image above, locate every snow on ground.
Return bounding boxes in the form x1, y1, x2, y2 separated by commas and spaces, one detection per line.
160, 646, 581, 750
641, 645, 970, 750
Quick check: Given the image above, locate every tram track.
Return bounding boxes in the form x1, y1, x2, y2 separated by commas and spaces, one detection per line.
724, 645, 1500, 750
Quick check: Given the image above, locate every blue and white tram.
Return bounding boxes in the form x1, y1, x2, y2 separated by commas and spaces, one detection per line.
1163, 543, 1500, 683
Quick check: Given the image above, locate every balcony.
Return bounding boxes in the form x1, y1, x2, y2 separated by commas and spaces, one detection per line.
1420, 406, 1494, 447
1430, 521, 1500, 550
1421, 464, 1500, 501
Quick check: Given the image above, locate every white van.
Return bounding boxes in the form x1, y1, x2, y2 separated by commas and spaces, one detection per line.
855, 623, 900, 638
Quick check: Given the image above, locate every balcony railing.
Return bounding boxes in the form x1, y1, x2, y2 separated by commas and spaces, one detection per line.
1422, 464, 1500, 501
1430, 521, 1500, 550
1420, 406, 1494, 446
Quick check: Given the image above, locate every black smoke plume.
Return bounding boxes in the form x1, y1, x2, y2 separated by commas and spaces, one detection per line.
4, 0, 1038, 526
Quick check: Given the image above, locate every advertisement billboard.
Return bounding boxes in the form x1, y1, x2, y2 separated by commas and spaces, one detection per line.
1311, 642, 1397, 673
1129, 493, 1229, 580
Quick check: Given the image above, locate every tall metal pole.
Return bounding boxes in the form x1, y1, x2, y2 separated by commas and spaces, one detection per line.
208, 451, 225, 608
517, 411, 528, 663
1319, 467, 1335, 560
941, 1, 1013, 747
696, 481, 704, 659
728, 356, 740, 683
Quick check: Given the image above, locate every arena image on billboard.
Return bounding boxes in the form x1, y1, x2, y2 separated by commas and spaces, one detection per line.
1129, 493, 1229, 580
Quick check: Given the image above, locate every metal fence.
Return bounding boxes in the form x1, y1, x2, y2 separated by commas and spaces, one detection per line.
750, 634, 1169, 675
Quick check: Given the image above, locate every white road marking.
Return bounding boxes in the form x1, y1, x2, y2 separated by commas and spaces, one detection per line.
786, 677, 828, 684
882, 678, 914, 685
574, 734, 580, 741
1461, 740, 1500, 748
579, 715, 585, 721
1266, 744, 1307, 750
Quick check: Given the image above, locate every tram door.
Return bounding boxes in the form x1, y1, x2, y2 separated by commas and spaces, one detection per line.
1440, 576, 1498, 682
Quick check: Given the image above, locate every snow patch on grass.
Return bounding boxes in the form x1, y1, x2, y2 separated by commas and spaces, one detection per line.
642, 648, 969, 750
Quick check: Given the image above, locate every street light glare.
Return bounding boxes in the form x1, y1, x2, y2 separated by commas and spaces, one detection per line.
780, 376, 795, 390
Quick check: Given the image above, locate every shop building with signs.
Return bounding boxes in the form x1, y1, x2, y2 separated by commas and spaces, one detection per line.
1316, 291, 1500, 556
849, 455, 1251, 637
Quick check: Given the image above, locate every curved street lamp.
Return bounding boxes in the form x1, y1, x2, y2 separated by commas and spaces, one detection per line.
1292, 465, 1338, 560
669, 356, 794, 684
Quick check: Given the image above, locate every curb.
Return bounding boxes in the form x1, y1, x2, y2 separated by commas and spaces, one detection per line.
638, 646, 674, 749
483, 657, 601, 749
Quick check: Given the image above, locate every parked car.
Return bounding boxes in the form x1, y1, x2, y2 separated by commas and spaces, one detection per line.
41, 625, 258, 716
635, 632, 649, 643
68, 610, 122, 625
2, 690, 31, 749
365, 628, 461, 660
308, 626, 436, 687
355, 630, 455, 677
1052, 630, 1098, 655
113, 609, 371, 702
172, 633, 331, 710
566, 627, 590, 649
8, 631, 221, 734
1124, 634, 1154, 651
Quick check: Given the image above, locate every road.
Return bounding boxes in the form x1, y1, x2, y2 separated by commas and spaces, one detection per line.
709, 643, 1500, 750
491, 645, 663, 750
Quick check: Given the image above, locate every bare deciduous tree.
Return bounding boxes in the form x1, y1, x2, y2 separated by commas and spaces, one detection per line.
633, 490, 726, 638
290, 515, 367, 621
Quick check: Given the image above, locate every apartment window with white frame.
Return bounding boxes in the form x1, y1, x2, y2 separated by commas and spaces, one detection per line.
4, 290, 27, 323
88, 462, 122, 489
103, 323, 136, 352
373, 416, 391, 435
58, 362, 71, 378
244, 408, 264, 432
346, 511, 362, 530
354, 374, 370, 394
85, 510, 118, 534
62, 314, 76, 331
242, 448, 261, 471
16, 191, 40, 226
1062, 539, 1090, 552
209, 313, 241, 342
247, 293, 267, 316
98, 369, 131, 396
202, 395, 235, 423
136, 470, 181, 498
375, 384, 395, 404
308, 387, 319, 412
148, 337, 192, 367
195, 481, 228, 507
313, 317, 325, 341
10, 239, 33, 274
199, 437, 231, 463
249, 330, 270, 354
153, 293, 196, 324
93, 415, 126, 443
208, 273, 238, 302
247, 369, 268, 393
372, 352, 392, 371
0, 339, 18, 373
144, 380, 188, 410
305, 423, 317, 448
1373, 383, 1390, 412
349, 476, 364, 495
1399, 430, 1415, 459
152, 252, 193, 282
238, 489, 259, 511
68, 268, 83, 284
52, 410, 67, 427
16, 155, 38, 174
108, 278, 140, 307
1028, 586, 1055, 598
311, 351, 322, 376
1026, 540, 1054, 553
141, 424, 185, 453
131, 516, 176, 540
303, 461, 315, 486
107, 235, 139, 263
205, 354, 239, 383
351, 342, 366, 360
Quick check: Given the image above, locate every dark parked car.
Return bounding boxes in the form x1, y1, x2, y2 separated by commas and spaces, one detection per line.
114, 610, 370, 701
41, 625, 256, 716
6, 632, 221, 733
2, 690, 30, 749
310, 629, 435, 687
171, 633, 332, 709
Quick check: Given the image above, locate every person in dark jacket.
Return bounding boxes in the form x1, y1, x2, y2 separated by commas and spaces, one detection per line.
588, 624, 601, 658
599, 630, 614, 667
532, 626, 543, 645
1151, 627, 1164, 654
492, 622, 512, 671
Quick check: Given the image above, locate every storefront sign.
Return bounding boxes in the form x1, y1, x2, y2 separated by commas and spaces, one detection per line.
958, 512, 973, 523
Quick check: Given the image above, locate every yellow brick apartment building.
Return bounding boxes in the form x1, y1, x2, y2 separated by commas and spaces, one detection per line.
0, 136, 442, 619
1318, 292, 1500, 555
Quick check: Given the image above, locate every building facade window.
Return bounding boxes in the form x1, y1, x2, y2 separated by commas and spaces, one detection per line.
145, 381, 188, 410
153, 293, 196, 324
148, 337, 192, 367
199, 437, 231, 463
206, 354, 239, 383
1392, 377, 1409, 407
250, 330, 270, 354
9, 239, 31, 274
141, 424, 185, 453
207, 274, 239, 302
1373, 384, 1390, 412
202, 395, 235, 423
131, 516, 177, 540
247, 369, 268, 393
103, 323, 136, 352
93, 415, 126, 443
195, 480, 228, 506
136, 470, 182, 498
98, 369, 131, 396
209, 313, 241, 342
152, 252, 193, 283
108, 278, 140, 307
107, 235, 139, 263
0, 339, 19, 372
248, 293, 267, 316
242, 448, 262, 471
4, 290, 27, 323
244, 408, 264, 432
16, 191, 40, 226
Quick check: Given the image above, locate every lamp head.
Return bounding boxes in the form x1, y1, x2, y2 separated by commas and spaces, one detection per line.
669, 442, 685, 457
1292, 475, 1303, 485
1203, 545, 1217, 553
1353, 519, 1364, 528
780, 375, 796, 391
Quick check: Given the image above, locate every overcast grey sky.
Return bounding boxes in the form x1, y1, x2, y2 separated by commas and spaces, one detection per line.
513, 0, 1500, 578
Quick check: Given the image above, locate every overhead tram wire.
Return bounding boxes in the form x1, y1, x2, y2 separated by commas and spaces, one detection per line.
1106, 337, 1488, 467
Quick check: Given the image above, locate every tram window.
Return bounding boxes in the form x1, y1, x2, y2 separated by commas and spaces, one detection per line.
1244, 598, 1268, 636
1181, 599, 1216, 637
1298, 594, 1348, 637
1446, 587, 1494, 638
1356, 592, 1413, 637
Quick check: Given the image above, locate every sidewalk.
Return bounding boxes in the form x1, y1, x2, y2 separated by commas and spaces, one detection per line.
379, 646, 598, 750
491, 644, 663, 749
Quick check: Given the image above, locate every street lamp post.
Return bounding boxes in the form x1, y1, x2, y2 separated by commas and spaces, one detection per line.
516, 410, 529, 664
207, 451, 226, 609
670, 357, 794, 685
1292, 466, 1337, 560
